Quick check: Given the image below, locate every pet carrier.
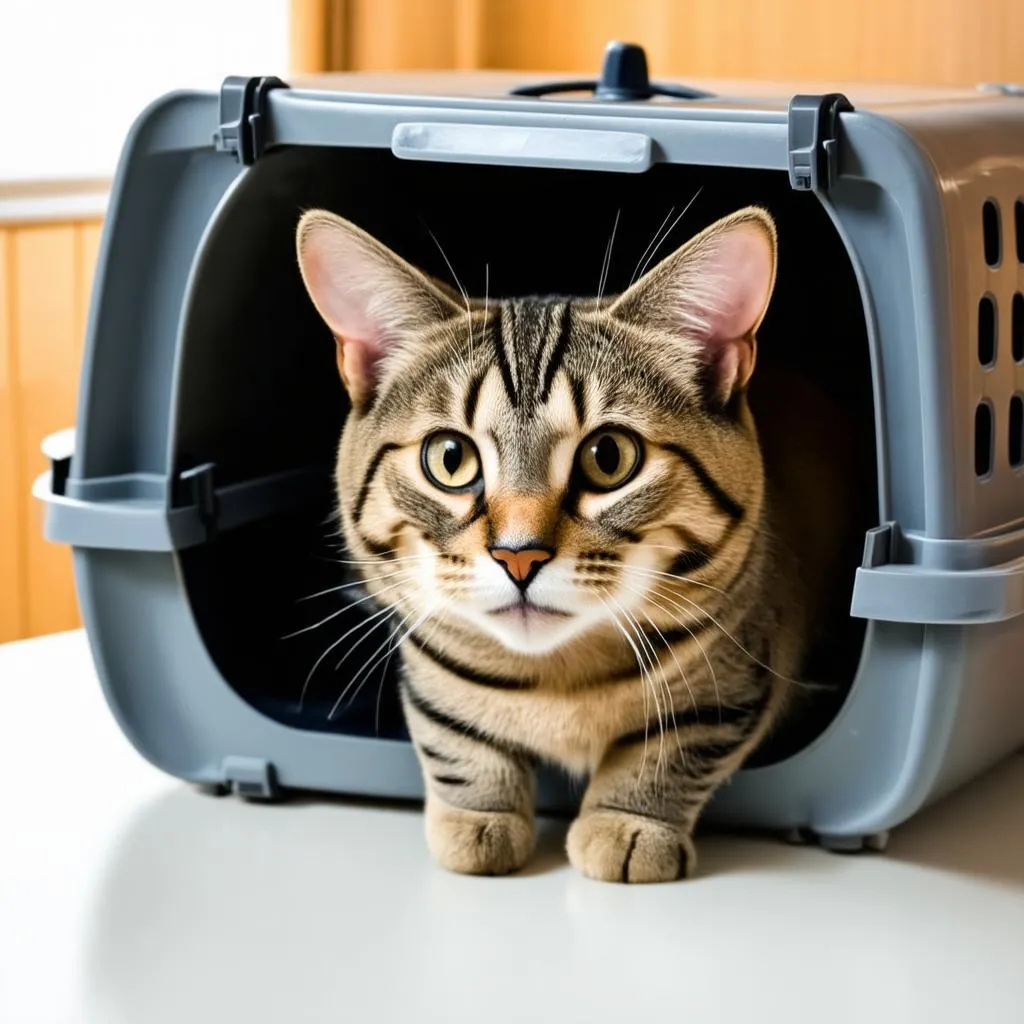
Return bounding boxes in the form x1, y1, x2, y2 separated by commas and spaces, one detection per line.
38, 43, 1024, 850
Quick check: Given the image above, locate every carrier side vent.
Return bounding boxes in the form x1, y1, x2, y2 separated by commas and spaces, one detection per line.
982, 199, 1002, 267
978, 294, 997, 367
1010, 395, 1023, 469
1013, 292, 1023, 363
213, 75, 289, 165
787, 94, 853, 193
975, 401, 995, 479
1016, 200, 1023, 264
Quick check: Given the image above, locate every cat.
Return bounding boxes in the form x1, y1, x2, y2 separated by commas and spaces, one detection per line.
295, 205, 861, 883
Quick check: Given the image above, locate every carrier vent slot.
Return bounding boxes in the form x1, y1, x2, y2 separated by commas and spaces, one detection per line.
1013, 292, 1023, 363
975, 401, 995, 478
1016, 200, 1024, 264
1010, 395, 1024, 469
978, 295, 997, 367
983, 200, 1001, 267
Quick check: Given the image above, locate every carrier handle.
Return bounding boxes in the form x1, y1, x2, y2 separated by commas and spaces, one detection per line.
391, 122, 652, 173
509, 42, 714, 102
850, 523, 1024, 625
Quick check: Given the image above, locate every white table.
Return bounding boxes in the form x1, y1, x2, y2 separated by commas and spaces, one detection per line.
1, 630, 1022, 1024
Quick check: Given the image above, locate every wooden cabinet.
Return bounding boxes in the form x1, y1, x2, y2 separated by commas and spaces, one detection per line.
0, 219, 101, 642
291, 0, 1024, 86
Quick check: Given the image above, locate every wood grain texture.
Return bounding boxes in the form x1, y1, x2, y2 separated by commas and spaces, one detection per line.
0, 217, 101, 642
0, 230, 27, 643
14, 225, 80, 637
347, 0, 461, 69
290, 0, 349, 73
324, 0, 1024, 85
76, 222, 103, 365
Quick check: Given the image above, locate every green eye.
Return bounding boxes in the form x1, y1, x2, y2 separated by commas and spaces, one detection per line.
421, 432, 482, 492
577, 428, 642, 491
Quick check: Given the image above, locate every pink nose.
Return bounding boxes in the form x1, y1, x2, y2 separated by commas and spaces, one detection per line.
489, 547, 553, 585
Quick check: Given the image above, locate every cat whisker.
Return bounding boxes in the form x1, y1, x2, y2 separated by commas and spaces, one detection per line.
321, 602, 409, 718
483, 261, 490, 338
297, 566, 421, 603
596, 208, 620, 306
283, 577, 408, 639
616, 599, 674, 782
599, 590, 662, 783
620, 581, 705, 778
619, 560, 732, 599
375, 604, 446, 736
617, 577, 700, 736
634, 187, 703, 283
424, 225, 473, 376
298, 598, 404, 712
588, 212, 624, 381
629, 206, 675, 288
323, 552, 435, 567
638, 608, 692, 776
646, 579, 802, 688
639, 580, 724, 721
330, 602, 436, 721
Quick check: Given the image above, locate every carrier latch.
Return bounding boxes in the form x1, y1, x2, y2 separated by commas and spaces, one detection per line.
787, 93, 853, 193
213, 75, 289, 165
173, 462, 219, 543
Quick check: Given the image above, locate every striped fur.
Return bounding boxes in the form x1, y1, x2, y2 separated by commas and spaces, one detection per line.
296, 207, 861, 882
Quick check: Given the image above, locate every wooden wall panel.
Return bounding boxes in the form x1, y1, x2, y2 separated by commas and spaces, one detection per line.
290, 0, 349, 73
13, 225, 81, 637
0, 230, 26, 643
76, 223, 103, 356
0, 217, 101, 642
347, 0, 461, 70
312, 0, 1024, 86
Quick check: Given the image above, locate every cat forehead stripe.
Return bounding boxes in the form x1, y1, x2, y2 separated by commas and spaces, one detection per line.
539, 303, 574, 403
491, 306, 518, 406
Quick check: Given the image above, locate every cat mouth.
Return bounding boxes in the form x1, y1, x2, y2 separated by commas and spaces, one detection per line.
488, 600, 572, 622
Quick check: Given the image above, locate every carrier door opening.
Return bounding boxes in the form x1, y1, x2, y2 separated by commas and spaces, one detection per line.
175, 146, 876, 765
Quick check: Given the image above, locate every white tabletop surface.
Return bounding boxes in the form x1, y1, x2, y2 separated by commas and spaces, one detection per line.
1, 630, 1022, 1024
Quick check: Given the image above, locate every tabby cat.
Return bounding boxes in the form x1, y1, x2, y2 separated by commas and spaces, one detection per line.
295, 206, 858, 883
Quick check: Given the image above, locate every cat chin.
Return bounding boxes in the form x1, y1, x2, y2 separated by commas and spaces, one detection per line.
482, 627, 579, 656
455, 604, 600, 656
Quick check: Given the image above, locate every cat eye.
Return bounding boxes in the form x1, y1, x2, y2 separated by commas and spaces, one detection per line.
421, 432, 482, 492
576, 428, 643, 491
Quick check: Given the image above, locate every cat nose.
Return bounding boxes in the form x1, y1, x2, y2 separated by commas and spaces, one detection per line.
489, 545, 554, 589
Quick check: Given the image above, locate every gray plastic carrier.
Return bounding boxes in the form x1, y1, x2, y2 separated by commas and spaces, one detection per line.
38, 44, 1024, 851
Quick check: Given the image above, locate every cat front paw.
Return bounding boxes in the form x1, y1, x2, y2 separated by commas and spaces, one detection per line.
425, 801, 535, 876
567, 809, 695, 883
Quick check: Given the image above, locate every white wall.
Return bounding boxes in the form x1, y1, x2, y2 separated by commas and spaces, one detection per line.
0, 0, 290, 182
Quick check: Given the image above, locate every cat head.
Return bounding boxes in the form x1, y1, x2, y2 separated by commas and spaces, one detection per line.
296, 207, 776, 656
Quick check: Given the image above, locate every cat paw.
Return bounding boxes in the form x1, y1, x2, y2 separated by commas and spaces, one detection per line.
426, 802, 535, 876
567, 809, 695, 883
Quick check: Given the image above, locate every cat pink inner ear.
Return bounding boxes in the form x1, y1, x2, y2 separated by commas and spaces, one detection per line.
297, 219, 394, 403
697, 224, 776, 342
685, 221, 776, 399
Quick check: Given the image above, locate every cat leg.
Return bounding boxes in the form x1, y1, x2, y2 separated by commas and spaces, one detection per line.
401, 680, 535, 876
567, 703, 767, 883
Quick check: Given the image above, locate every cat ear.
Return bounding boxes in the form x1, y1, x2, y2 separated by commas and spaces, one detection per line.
609, 207, 777, 404
296, 210, 461, 406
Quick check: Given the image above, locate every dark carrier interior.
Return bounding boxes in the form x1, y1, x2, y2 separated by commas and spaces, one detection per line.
175, 144, 877, 767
